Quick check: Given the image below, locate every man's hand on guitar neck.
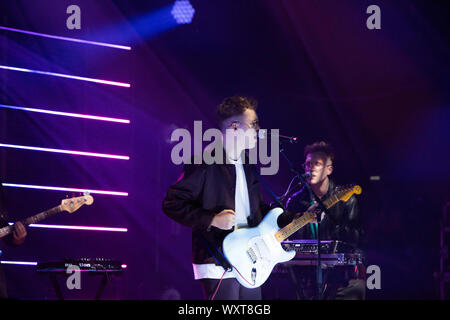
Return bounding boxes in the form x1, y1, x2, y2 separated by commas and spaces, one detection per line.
210, 209, 236, 230
292, 202, 322, 224
307, 202, 324, 224
12, 222, 27, 246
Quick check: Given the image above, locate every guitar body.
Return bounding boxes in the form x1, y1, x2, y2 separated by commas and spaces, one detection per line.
222, 207, 296, 289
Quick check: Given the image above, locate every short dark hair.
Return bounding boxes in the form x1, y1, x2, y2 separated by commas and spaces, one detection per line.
215, 95, 258, 127
304, 141, 335, 163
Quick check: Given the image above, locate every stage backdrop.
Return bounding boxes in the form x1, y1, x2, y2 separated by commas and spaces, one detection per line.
0, 0, 449, 299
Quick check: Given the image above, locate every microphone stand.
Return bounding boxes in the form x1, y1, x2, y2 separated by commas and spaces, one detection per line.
278, 141, 329, 300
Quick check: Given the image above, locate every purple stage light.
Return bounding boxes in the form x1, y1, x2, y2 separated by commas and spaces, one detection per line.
0, 143, 130, 160
0, 65, 131, 88
2, 183, 128, 196
0, 26, 131, 51
0, 104, 130, 124
21, 224, 128, 232
0, 261, 37, 266
0, 261, 128, 269
171, 0, 195, 24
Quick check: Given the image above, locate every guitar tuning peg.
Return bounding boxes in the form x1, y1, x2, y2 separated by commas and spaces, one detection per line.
83, 192, 90, 196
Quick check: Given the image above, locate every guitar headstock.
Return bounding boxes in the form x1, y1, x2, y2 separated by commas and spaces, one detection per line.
61, 194, 94, 213
335, 185, 362, 202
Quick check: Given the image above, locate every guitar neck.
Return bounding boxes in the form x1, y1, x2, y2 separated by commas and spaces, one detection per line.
0, 205, 63, 239
275, 196, 336, 242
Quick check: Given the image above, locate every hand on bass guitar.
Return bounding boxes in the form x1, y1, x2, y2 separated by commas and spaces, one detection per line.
12, 221, 27, 246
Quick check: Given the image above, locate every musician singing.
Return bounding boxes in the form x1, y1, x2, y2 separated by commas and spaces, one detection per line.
162, 96, 275, 300
284, 141, 365, 299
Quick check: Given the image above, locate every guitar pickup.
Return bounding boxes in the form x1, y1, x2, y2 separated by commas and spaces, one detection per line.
247, 248, 257, 264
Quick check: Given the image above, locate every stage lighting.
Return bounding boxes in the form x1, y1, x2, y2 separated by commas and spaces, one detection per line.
171, 0, 195, 24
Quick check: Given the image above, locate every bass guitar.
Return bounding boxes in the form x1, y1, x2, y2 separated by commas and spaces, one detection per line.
0, 194, 94, 239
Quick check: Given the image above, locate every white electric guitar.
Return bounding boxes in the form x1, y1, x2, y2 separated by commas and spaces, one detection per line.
222, 185, 361, 288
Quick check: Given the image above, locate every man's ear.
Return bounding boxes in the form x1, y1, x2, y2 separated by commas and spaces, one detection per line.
327, 165, 333, 176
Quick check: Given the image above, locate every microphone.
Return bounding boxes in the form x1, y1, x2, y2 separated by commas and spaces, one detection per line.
258, 130, 299, 144
301, 172, 312, 180
275, 171, 312, 205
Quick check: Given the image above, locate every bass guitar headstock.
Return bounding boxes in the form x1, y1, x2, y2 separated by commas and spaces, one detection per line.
61, 194, 94, 213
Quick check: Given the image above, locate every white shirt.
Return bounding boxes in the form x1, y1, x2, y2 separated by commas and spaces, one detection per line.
192, 157, 251, 280
232, 157, 251, 229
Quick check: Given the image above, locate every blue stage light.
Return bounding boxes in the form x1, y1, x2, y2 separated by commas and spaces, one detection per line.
171, 0, 195, 24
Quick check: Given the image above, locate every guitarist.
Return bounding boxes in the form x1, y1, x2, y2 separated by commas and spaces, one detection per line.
0, 179, 27, 298
162, 96, 277, 300
283, 141, 365, 299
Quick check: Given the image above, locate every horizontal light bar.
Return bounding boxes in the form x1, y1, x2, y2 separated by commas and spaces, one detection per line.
20, 223, 128, 232
2, 183, 128, 196
0, 65, 131, 88
0, 261, 127, 269
0, 26, 131, 51
0, 104, 130, 124
0, 143, 130, 160
1, 261, 37, 266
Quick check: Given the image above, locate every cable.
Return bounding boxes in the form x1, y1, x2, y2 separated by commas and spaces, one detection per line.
210, 270, 227, 300
200, 237, 256, 291
200, 235, 232, 271
232, 265, 256, 287
212, 245, 255, 287
278, 175, 298, 201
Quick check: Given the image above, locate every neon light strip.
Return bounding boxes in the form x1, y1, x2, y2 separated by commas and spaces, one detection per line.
0, 65, 131, 88
23, 224, 128, 232
0, 26, 131, 51
0, 104, 130, 124
0, 143, 130, 160
0, 261, 37, 266
2, 183, 128, 196
0, 261, 127, 269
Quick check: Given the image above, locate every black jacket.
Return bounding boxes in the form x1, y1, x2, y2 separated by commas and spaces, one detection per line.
284, 179, 363, 249
162, 156, 272, 265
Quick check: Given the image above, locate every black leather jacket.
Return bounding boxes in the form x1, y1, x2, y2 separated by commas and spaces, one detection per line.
283, 179, 363, 249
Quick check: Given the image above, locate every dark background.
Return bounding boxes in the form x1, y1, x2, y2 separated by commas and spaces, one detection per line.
0, 0, 449, 299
